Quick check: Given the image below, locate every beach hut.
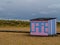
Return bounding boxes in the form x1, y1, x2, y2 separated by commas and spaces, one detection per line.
30, 18, 57, 36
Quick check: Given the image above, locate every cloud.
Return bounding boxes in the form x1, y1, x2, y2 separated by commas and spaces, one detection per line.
40, 11, 48, 14
48, 4, 60, 9
32, 13, 36, 16
0, 7, 4, 11
40, 10, 57, 14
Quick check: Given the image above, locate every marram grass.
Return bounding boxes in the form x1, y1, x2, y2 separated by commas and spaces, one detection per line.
0, 20, 60, 27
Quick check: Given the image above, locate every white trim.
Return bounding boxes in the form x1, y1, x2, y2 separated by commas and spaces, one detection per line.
55, 19, 56, 34
51, 20, 52, 35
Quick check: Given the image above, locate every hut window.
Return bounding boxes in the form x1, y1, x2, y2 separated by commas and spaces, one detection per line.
31, 23, 36, 32
44, 23, 48, 33
42, 26, 44, 30
36, 23, 39, 26
42, 23, 44, 26
36, 28, 39, 32
32, 23, 34, 26
46, 23, 48, 26
41, 26, 44, 32
45, 28, 48, 33
44, 23, 48, 28
32, 26, 34, 31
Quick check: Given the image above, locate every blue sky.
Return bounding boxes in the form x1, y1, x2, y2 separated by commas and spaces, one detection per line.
0, 0, 60, 21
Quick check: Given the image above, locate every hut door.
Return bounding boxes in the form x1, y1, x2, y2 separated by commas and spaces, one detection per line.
40, 22, 48, 35
43, 22, 48, 34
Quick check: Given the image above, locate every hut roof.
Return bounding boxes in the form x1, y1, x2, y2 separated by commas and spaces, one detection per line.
30, 18, 56, 21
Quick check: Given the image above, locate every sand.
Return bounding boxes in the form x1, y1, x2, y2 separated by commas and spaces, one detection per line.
0, 26, 59, 45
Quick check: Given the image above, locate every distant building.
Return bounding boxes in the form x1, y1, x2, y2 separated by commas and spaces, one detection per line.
30, 18, 57, 36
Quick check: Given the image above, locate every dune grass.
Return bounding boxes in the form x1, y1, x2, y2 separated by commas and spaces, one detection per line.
0, 20, 30, 27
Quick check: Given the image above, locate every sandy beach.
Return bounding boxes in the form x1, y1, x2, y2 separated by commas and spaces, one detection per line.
0, 26, 59, 45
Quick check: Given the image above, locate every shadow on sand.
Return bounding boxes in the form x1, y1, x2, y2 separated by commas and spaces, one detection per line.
0, 30, 30, 33
0, 30, 60, 37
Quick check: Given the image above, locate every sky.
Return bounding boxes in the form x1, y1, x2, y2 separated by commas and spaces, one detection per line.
0, 0, 60, 21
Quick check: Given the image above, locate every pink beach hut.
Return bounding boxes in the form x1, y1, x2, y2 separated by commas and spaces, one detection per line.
30, 18, 57, 36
